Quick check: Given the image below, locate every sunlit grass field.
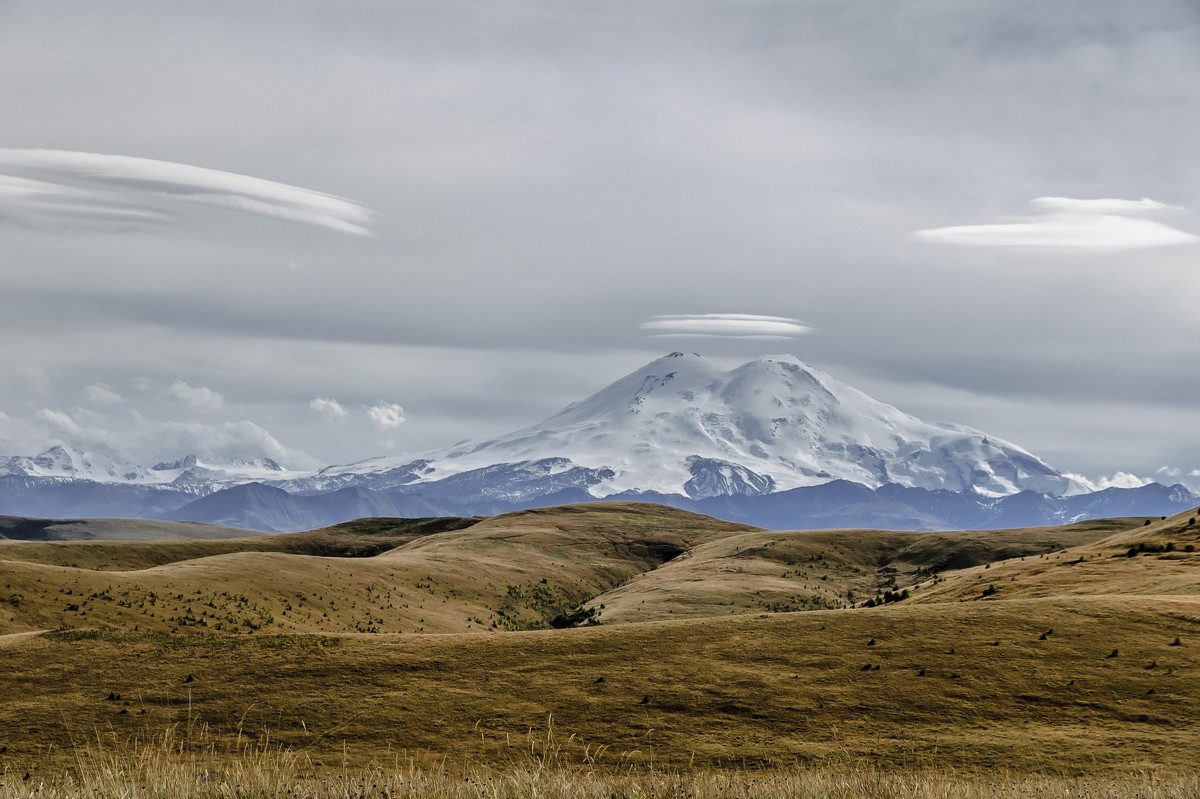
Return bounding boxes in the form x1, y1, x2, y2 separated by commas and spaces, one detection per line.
2, 503, 1199, 795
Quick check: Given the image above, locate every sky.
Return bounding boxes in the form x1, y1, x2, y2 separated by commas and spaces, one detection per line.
1, 0, 1198, 491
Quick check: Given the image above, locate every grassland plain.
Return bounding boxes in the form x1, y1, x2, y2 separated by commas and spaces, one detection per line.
1, 503, 1198, 794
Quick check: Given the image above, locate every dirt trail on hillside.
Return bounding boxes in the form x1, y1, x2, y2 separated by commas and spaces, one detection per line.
0, 630, 46, 649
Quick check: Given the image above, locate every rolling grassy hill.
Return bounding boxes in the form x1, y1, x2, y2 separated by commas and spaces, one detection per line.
1, 502, 1197, 781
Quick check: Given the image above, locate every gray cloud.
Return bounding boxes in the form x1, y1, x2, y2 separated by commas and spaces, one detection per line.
164, 380, 224, 412
83, 383, 124, 405
366, 402, 406, 431
309, 397, 349, 422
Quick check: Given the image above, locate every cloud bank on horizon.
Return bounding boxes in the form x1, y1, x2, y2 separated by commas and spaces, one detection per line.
914, 197, 1198, 249
0, 149, 373, 235
641, 314, 812, 338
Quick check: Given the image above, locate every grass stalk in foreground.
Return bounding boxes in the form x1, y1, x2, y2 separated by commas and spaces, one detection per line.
1, 723, 1197, 799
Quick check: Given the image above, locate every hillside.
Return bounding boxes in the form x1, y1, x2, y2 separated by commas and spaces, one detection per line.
0, 515, 256, 542
0, 504, 1137, 637
0, 502, 1197, 778
907, 510, 1200, 605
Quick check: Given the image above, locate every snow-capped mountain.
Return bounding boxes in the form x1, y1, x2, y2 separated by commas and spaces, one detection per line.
0, 445, 294, 494
0, 445, 158, 483
1, 353, 1193, 532
316, 352, 1086, 499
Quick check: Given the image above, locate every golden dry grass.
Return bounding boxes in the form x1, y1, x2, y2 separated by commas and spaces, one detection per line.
1, 502, 1198, 786
0, 505, 1136, 636
2, 592, 1198, 775
3, 722, 1199, 799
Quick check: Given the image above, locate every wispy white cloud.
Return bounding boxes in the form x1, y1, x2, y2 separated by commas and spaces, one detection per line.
1064, 471, 1153, 491
84, 383, 124, 405
31, 408, 117, 452
148, 418, 314, 468
35, 408, 84, 437
367, 401, 406, 430
641, 313, 812, 339
0, 149, 372, 235
1030, 198, 1181, 215
309, 397, 349, 421
1157, 466, 1200, 486
164, 380, 224, 411
913, 197, 1198, 250
0, 404, 314, 471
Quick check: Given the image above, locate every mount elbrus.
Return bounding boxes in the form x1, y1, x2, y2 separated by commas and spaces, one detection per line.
1, 353, 1193, 531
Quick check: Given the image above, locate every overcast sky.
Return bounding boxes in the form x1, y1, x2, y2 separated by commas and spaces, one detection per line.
1, 1, 1197, 490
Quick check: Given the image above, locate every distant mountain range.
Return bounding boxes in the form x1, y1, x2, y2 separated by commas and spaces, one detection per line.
1, 353, 1194, 531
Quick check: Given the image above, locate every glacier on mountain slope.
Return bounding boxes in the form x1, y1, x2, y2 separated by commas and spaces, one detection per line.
317, 352, 1089, 499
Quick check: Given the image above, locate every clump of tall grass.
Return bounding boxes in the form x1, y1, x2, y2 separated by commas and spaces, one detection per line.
2, 721, 1198, 799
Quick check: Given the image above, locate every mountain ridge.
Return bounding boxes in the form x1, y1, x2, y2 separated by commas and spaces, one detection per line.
1, 352, 1190, 531
326, 352, 1087, 499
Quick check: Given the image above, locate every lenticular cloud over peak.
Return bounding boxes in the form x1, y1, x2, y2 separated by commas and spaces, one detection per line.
641, 314, 812, 338
0, 149, 373, 235
913, 196, 1198, 250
